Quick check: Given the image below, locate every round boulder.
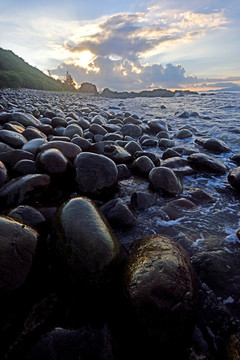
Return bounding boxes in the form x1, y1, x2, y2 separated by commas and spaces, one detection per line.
52, 197, 121, 288
149, 166, 183, 195
203, 138, 231, 153
75, 152, 118, 196
123, 234, 196, 352
188, 153, 228, 174
228, 166, 240, 191
36, 148, 69, 176
0, 160, 8, 187
100, 198, 137, 228
131, 156, 155, 176
8, 205, 45, 229
0, 216, 38, 292
175, 129, 192, 139
121, 124, 142, 138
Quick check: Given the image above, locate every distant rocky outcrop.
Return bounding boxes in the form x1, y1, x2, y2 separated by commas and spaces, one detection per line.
100, 87, 198, 99
78, 82, 98, 95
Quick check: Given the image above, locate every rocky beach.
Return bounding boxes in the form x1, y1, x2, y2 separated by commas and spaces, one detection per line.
0, 88, 239, 360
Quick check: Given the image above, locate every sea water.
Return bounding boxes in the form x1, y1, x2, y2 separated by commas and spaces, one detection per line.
95, 91, 240, 252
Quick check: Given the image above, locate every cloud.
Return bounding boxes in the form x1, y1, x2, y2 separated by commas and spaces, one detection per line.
48, 5, 237, 91
64, 7, 228, 62
51, 56, 199, 90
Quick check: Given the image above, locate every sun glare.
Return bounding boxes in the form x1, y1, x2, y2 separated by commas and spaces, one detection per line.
74, 50, 95, 68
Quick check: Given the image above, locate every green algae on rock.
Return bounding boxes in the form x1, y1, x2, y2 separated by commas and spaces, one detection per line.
52, 197, 121, 288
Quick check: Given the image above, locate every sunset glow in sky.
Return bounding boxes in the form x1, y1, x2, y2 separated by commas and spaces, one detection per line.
0, 0, 240, 91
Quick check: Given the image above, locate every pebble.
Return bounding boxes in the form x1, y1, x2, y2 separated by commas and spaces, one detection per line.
0, 88, 238, 360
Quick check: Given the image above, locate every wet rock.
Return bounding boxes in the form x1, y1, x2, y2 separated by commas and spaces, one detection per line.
36, 149, 69, 176
173, 146, 197, 156
91, 114, 106, 125
188, 153, 228, 174
134, 151, 160, 166
141, 138, 158, 147
13, 159, 38, 175
237, 229, 240, 240
131, 191, 157, 209
0, 216, 38, 292
161, 198, 197, 220
52, 197, 121, 287
0, 149, 34, 168
8, 205, 45, 229
22, 127, 47, 141
187, 188, 215, 204
131, 155, 155, 176
11, 112, 42, 128
71, 136, 91, 151
123, 234, 196, 353
156, 130, 170, 139
0, 141, 13, 153
22, 138, 47, 155
43, 110, 56, 119
161, 156, 196, 176
162, 148, 180, 160
0, 129, 27, 148
175, 128, 192, 139
75, 152, 118, 196
100, 198, 137, 228
228, 166, 240, 191
230, 154, 240, 166
3, 122, 25, 134
191, 249, 240, 297
89, 123, 107, 136
203, 138, 231, 153
104, 144, 132, 164
0, 174, 50, 208
0, 160, 8, 187
177, 111, 191, 118
124, 140, 142, 155
158, 138, 175, 148
123, 116, 141, 125
51, 117, 67, 128
147, 119, 168, 134
226, 332, 240, 360
103, 132, 123, 141
63, 123, 83, 138
120, 123, 142, 138
149, 166, 183, 195
25, 326, 114, 360
39, 141, 82, 162
117, 164, 132, 180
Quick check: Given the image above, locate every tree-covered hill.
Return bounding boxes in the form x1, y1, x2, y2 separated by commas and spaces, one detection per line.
0, 48, 76, 91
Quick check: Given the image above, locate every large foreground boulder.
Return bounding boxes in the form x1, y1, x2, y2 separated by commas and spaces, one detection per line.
52, 197, 121, 288
0, 216, 38, 292
122, 234, 196, 354
75, 152, 118, 196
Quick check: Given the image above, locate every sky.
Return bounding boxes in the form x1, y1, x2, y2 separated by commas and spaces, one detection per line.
0, 0, 240, 91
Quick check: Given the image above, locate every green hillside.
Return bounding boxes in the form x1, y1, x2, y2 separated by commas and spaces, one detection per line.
0, 48, 76, 91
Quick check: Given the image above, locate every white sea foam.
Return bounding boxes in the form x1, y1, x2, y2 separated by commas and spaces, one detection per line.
223, 296, 235, 304
192, 233, 205, 248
